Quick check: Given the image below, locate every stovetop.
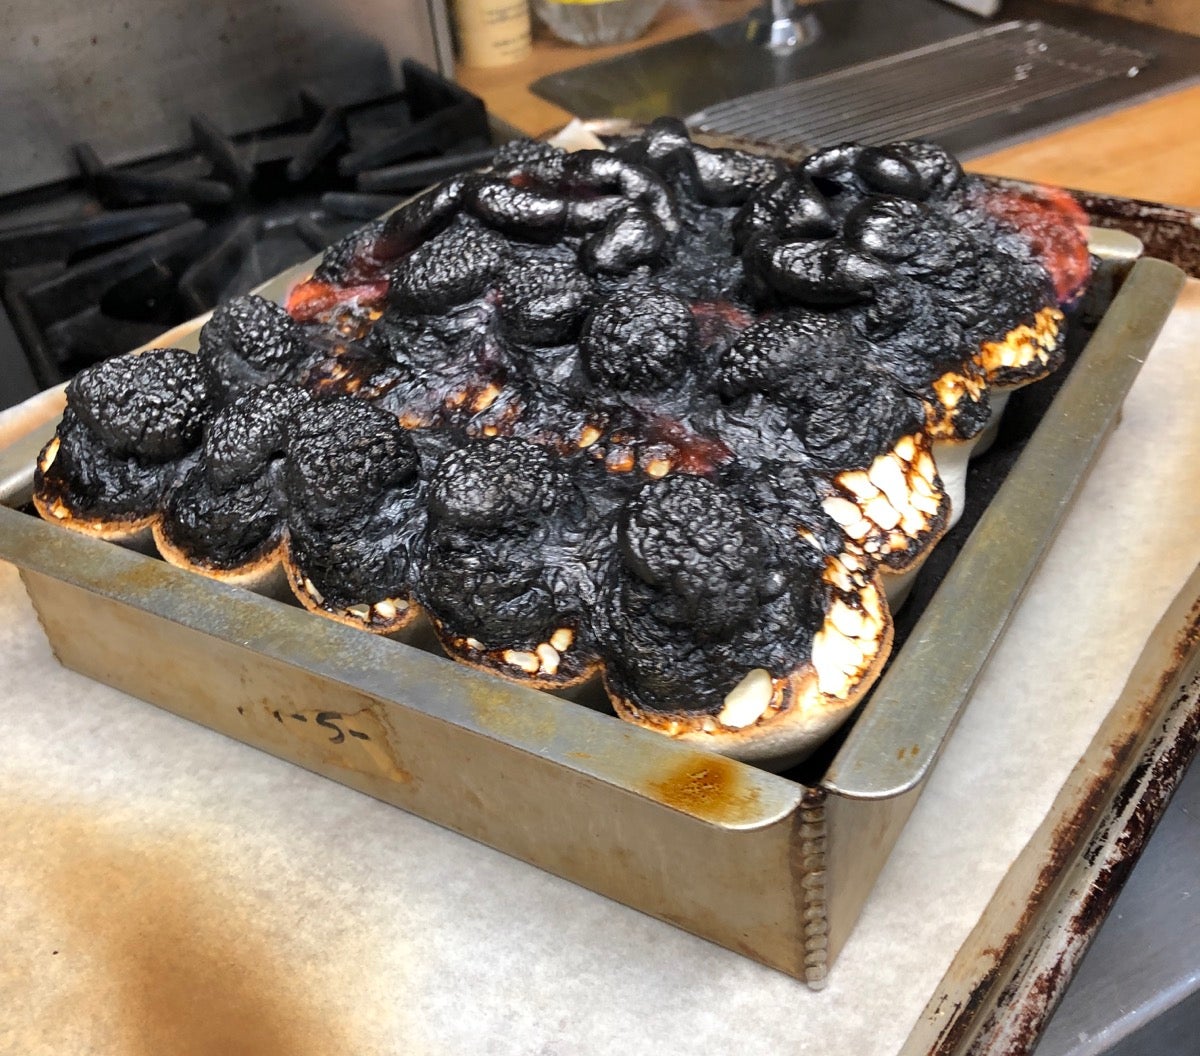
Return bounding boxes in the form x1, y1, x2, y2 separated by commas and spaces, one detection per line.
0, 60, 493, 412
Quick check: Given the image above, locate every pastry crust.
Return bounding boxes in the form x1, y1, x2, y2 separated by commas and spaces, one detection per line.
284, 545, 420, 636
152, 521, 288, 594
608, 568, 893, 765
430, 619, 601, 692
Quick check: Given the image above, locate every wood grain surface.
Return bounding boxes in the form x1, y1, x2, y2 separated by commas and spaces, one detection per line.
970, 82, 1200, 207
1052, 0, 1200, 36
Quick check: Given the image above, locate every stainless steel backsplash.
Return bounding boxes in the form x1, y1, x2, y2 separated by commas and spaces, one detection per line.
0, 0, 454, 195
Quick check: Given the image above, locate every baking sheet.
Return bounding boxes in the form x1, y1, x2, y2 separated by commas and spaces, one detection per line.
0, 284, 1198, 1054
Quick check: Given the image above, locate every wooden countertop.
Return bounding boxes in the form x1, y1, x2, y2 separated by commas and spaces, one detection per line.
456, 1, 1200, 208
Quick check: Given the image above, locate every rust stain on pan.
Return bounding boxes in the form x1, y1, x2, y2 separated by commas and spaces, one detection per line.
642, 754, 763, 825
927, 596, 1200, 1056
1075, 191, 1200, 278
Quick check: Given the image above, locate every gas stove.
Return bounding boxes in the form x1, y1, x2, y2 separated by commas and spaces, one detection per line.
0, 60, 492, 412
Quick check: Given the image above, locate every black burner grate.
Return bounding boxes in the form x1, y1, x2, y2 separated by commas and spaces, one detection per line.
0, 61, 493, 411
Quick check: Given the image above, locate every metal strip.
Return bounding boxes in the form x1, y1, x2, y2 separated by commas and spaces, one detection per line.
904, 560, 1200, 1055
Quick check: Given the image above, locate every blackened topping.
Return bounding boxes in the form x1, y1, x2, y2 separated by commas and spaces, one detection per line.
465, 175, 568, 242
67, 347, 215, 462
854, 146, 924, 199
388, 222, 505, 313
850, 283, 972, 384
732, 174, 837, 250
620, 475, 765, 637
422, 437, 573, 645
737, 460, 846, 558
717, 311, 853, 399
422, 532, 560, 646
563, 150, 680, 237
286, 397, 419, 523
800, 143, 867, 198
313, 218, 388, 284
623, 119, 785, 205
491, 138, 568, 184
889, 140, 964, 200
375, 176, 466, 261
560, 195, 625, 234
200, 294, 309, 390
578, 205, 667, 276
746, 236, 890, 307
428, 437, 559, 528
162, 463, 285, 570
203, 384, 310, 490
580, 288, 697, 392
689, 145, 785, 206
843, 197, 932, 262
501, 261, 595, 346
790, 361, 925, 469
283, 398, 425, 612
616, 116, 693, 167
162, 384, 309, 569
39, 407, 171, 519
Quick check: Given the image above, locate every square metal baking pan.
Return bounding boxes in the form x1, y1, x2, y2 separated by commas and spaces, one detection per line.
0, 231, 1184, 987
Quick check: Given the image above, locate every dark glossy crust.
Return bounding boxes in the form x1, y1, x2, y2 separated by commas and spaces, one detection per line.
32, 123, 1090, 754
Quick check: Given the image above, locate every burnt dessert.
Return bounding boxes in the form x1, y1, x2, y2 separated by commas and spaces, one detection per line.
421, 436, 602, 688
597, 474, 890, 758
283, 396, 425, 634
200, 294, 315, 395
33, 120, 1090, 762
34, 347, 216, 542
154, 384, 309, 588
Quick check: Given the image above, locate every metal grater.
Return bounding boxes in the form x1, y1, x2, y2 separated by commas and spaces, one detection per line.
688, 21, 1151, 150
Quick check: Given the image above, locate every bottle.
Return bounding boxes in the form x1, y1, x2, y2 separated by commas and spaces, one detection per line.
531, 0, 666, 47
453, 0, 533, 68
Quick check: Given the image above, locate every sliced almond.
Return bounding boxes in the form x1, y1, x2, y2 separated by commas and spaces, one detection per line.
536, 643, 561, 676
811, 629, 861, 697
40, 437, 60, 471
578, 425, 603, 449
718, 668, 775, 729
868, 453, 911, 513
828, 600, 865, 639
822, 495, 861, 527
472, 383, 501, 412
503, 649, 540, 674
863, 495, 901, 531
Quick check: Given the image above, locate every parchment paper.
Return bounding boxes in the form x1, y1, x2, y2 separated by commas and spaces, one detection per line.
1, 284, 1198, 1056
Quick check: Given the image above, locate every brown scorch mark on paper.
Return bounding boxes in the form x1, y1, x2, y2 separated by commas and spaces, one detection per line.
0, 796, 367, 1056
